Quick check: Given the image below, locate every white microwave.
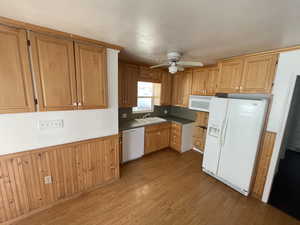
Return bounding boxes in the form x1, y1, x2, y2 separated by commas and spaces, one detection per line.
189, 95, 212, 112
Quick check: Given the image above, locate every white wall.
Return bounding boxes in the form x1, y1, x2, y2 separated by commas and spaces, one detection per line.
267, 50, 300, 132
263, 49, 300, 202
0, 49, 119, 156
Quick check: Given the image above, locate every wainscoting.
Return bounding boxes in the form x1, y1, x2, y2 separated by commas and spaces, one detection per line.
0, 135, 119, 224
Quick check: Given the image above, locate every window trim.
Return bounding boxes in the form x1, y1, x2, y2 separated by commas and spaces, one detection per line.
132, 82, 155, 114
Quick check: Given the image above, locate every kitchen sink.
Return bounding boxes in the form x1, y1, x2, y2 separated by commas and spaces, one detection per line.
134, 117, 167, 124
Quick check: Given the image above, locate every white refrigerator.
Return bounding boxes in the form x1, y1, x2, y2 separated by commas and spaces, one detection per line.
202, 97, 267, 196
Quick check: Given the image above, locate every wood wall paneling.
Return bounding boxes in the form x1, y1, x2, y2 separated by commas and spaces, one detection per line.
251, 131, 276, 199
0, 135, 119, 224
0, 25, 35, 114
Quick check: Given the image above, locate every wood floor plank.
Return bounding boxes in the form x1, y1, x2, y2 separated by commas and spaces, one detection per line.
13, 149, 300, 225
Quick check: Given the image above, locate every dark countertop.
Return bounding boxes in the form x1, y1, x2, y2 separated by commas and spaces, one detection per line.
119, 116, 194, 131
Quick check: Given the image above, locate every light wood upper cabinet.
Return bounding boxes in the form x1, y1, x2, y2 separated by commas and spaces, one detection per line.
30, 32, 77, 111
139, 66, 161, 83
154, 70, 172, 106
206, 67, 219, 96
182, 70, 193, 107
192, 68, 208, 95
240, 54, 278, 93
171, 71, 192, 107
171, 72, 181, 106
75, 42, 108, 109
0, 25, 35, 114
118, 62, 138, 108
217, 59, 244, 93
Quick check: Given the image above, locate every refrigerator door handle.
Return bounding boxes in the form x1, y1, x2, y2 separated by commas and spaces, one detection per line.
221, 117, 229, 147
219, 120, 226, 147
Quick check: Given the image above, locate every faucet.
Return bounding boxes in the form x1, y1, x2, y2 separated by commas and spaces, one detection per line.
142, 113, 151, 119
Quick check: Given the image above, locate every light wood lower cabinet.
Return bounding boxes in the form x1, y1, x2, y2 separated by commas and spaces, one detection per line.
0, 135, 119, 224
0, 25, 35, 114
170, 123, 182, 152
192, 112, 209, 152
144, 123, 171, 154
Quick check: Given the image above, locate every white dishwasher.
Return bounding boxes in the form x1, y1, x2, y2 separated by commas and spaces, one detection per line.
122, 127, 145, 163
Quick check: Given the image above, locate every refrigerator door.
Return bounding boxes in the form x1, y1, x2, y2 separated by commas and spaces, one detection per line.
202, 97, 228, 175
217, 99, 267, 195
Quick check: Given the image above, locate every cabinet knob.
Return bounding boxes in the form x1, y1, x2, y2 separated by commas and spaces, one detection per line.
78, 102, 82, 106
73, 102, 77, 106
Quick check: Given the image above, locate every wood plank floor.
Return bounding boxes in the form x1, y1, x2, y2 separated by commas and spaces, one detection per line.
14, 149, 300, 225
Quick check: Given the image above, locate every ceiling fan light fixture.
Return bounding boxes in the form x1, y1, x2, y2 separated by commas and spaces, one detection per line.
168, 63, 178, 74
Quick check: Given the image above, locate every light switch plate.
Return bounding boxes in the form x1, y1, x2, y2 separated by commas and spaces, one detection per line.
39, 119, 64, 130
44, 176, 52, 184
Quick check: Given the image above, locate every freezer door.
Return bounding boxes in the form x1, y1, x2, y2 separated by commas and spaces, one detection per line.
217, 99, 267, 194
202, 97, 228, 175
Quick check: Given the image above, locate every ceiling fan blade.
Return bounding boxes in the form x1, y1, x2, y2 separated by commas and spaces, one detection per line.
177, 66, 185, 72
177, 61, 204, 67
150, 63, 169, 69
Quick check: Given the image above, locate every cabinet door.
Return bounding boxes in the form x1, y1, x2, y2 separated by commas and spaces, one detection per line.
192, 68, 208, 95
206, 67, 219, 96
172, 73, 180, 106
161, 71, 172, 105
118, 63, 138, 108
0, 25, 35, 114
144, 131, 159, 154
30, 32, 77, 111
126, 64, 138, 107
182, 71, 192, 107
217, 59, 244, 93
160, 128, 170, 149
240, 54, 278, 93
118, 62, 127, 107
75, 42, 108, 109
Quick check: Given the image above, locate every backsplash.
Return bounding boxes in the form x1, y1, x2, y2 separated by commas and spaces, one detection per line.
169, 106, 197, 121
119, 105, 171, 121
119, 105, 197, 121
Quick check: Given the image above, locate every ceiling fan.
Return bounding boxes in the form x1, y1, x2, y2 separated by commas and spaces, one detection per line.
150, 52, 203, 74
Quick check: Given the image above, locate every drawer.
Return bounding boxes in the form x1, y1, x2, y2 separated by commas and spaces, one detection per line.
145, 122, 171, 132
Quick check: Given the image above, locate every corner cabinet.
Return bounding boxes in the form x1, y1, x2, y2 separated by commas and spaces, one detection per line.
75, 42, 108, 109
0, 25, 35, 114
30, 32, 108, 111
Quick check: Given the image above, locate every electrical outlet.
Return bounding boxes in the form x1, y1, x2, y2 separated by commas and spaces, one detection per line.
122, 113, 127, 118
44, 176, 52, 184
39, 119, 64, 130
164, 110, 168, 114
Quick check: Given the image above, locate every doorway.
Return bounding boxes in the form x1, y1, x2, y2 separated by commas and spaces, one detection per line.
269, 76, 300, 220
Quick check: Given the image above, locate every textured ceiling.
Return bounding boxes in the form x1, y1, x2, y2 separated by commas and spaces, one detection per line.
0, 0, 300, 65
